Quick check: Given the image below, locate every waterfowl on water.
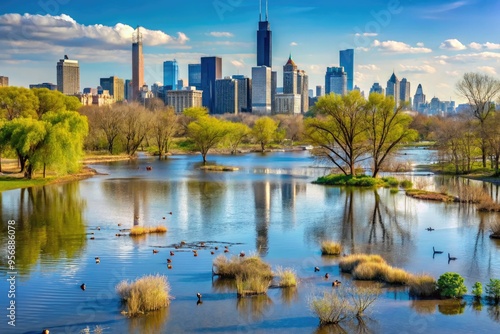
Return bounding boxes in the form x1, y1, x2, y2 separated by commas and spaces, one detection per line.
80, 283, 86, 291
211, 251, 215, 255
167, 264, 172, 269
224, 249, 229, 253
433, 247, 443, 254
95, 257, 100, 264
314, 267, 320, 272
197, 292, 202, 300
167, 258, 172, 263
239, 251, 245, 257
170, 251, 175, 256
90, 237, 95, 240
200, 242, 205, 247
324, 273, 329, 279
169, 212, 173, 215
117, 223, 122, 226
153, 249, 159, 254
448, 253, 457, 261
332, 280, 341, 287
163, 217, 166, 220
97, 227, 101, 230
194, 252, 198, 257
426, 227, 435, 231
42, 330, 50, 334
215, 247, 219, 250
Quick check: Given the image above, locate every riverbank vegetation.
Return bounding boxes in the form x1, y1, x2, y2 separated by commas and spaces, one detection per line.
320, 241, 342, 255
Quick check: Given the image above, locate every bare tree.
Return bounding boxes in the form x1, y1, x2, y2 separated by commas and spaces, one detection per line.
120, 104, 151, 156
456, 72, 500, 167
151, 107, 178, 159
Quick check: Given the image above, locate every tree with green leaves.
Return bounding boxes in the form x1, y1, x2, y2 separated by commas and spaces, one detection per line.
251, 116, 278, 152
304, 91, 368, 176
151, 107, 179, 159
437, 272, 467, 298
32, 88, 67, 118
0, 86, 39, 120
225, 121, 251, 154
364, 93, 418, 177
187, 115, 229, 163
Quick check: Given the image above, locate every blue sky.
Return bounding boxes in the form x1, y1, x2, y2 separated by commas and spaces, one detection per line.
1, 0, 499, 103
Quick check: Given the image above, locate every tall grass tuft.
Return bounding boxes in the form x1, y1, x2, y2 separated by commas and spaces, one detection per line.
383, 267, 411, 285
116, 274, 171, 316
275, 266, 298, 287
408, 274, 437, 297
236, 275, 271, 296
129, 225, 167, 236
339, 254, 386, 273
352, 262, 385, 281
347, 285, 382, 316
320, 241, 342, 255
309, 289, 353, 325
489, 221, 500, 237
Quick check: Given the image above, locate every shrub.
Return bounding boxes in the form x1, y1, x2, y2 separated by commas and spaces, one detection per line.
472, 282, 483, 298
400, 180, 413, 189
129, 226, 167, 236
347, 285, 382, 316
486, 278, 500, 303
309, 289, 353, 325
321, 241, 342, 255
352, 262, 385, 281
339, 254, 386, 273
236, 275, 270, 296
383, 267, 411, 285
116, 274, 171, 316
275, 267, 297, 287
213, 254, 273, 279
382, 176, 399, 188
409, 274, 437, 297
437, 272, 467, 298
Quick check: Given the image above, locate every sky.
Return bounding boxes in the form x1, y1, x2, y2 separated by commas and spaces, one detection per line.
0, 0, 499, 103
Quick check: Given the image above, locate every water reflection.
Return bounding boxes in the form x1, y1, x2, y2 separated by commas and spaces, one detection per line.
236, 295, 273, 322
0, 183, 86, 274
128, 306, 169, 334
253, 182, 271, 255
280, 286, 298, 305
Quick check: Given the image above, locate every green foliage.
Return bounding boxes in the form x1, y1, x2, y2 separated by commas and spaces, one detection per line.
32, 88, 67, 117
400, 180, 413, 189
0, 86, 39, 120
187, 116, 229, 163
225, 122, 251, 154
382, 176, 399, 188
251, 116, 278, 151
485, 278, 500, 303
472, 282, 483, 298
437, 272, 467, 298
64, 95, 82, 111
314, 173, 387, 187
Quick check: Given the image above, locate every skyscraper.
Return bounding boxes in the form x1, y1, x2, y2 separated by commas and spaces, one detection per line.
232, 75, 252, 113
188, 64, 202, 90
132, 27, 144, 101
252, 66, 272, 114
325, 67, 347, 96
56, 55, 80, 95
339, 49, 354, 91
0, 76, 8, 87
201, 56, 222, 113
370, 83, 384, 95
257, 0, 272, 67
100, 76, 125, 102
400, 78, 411, 109
413, 84, 426, 111
283, 55, 298, 94
215, 77, 238, 114
163, 60, 178, 91
316, 85, 324, 97
386, 72, 400, 107
297, 70, 309, 113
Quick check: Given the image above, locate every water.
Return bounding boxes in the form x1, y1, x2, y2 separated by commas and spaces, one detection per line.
0, 150, 499, 333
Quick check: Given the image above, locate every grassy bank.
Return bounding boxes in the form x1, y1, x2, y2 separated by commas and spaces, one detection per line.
314, 174, 412, 189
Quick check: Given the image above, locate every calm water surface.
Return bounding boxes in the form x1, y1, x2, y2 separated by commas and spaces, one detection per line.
1, 149, 500, 334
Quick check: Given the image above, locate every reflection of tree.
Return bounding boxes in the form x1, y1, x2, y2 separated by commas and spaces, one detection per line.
488, 304, 500, 323
410, 300, 437, 315
0, 183, 86, 274
437, 300, 466, 315
280, 286, 298, 305
236, 295, 272, 322
128, 306, 169, 333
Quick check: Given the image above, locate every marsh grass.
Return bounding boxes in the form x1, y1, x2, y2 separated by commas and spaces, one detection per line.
129, 226, 167, 236
351, 262, 385, 281
347, 285, 382, 316
236, 275, 271, 296
116, 274, 171, 316
321, 241, 342, 255
408, 274, 437, 297
383, 267, 411, 285
275, 266, 298, 287
339, 254, 386, 273
488, 221, 500, 237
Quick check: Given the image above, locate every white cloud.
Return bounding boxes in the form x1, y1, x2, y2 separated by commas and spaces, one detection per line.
439, 39, 466, 50
207, 31, 234, 38
358, 64, 380, 71
372, 40, 432, 53
399, 64, 437, 74
290, 42, 298, 46
355, 32, 378, 37
356, 47, 370, 52
435, 52, 500, 63
416, 42, 425, 47
469, 42, 482, 50
484, 42, 500, 50
445, 70, 460, 76
477, 66, 497, 75
231, 60, 245, 68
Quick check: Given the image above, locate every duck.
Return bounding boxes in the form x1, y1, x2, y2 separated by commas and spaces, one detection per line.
80, 283, 86, 291
117, 223, 122, 226
170, 251, 175, 256
180, 241, 186, 246
200, 242, 205, 247
95, 257, 100, 264
332, 280, 341, 287
162, 217, 166, 220
167, 264, 172, 269
314, 266, 320, 272
426, 227, 435, 231
433, 247, 443, 254
42, 330, 50, 334
239, 251, 245, 257
167, 259, 172, 263
210, 251, 215, 255
214, 246, 219, 250
146, 166, 152, 171
324, 273, 329, 279
224, 249, 229, 253
448, 253, 457, 261
194, 252, 198, 257
153, 249, 159, 254
197, 292, 202, 301
169, 212, 173, 215
90, 237, 95, 240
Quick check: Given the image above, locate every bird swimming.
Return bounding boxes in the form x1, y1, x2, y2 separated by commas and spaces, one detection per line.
80, 283, 86, 291
433, 247, 443, 254
325, 273, 329, 279
448, 253, 457, 261
314, 267, 320, 272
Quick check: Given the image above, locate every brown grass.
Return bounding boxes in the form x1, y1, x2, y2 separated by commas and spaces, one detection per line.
383, 267, 411, 285
129, 226, 167, 236
116, 274, 171, 316
408, 274, 437, 297
339, 254, 386, 273
320, 241, 342, 255
352, 262, 386, 281
236, 275, 271, 296
213, 254, 273, 279
275, 267, 298, 287
489, 221, 500, 238
405, 189, 457, 202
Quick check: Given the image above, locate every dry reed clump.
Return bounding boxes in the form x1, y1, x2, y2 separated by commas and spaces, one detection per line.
320, 241, 342, 255
116, 274, 171, 316
490, 221, 500, 237
129, 226, 167, 236
352, 262, 386, 281
383, 267, 411, 285
339, 254, 386, 273
408, 274, 437, 297
275, 266, 298, 287
236, 275, 271, 296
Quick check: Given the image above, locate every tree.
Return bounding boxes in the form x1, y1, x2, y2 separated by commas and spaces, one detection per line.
364, 93, 418, 177
151, 107, 179, 159
121, 104, 150, 156
64, 95, 82, 111
485, 278, 500, 303
32, 88, 66, 118
304, 91, 368, 176
484, 112, 500, 174
251, 116, 278, 151
98, 106, 125, 154
437, 272, 467, 298
456, 72, 500, 167
225, 122, 251, 154
179, 107, 209, 135
274, 114, 304, 144
187, 115, 228, 163
0, 86, 38, 120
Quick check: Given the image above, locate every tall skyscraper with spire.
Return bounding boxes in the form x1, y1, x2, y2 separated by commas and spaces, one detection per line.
413, 84, 426, 112
132, 26, 144, 101
257, 0, 272, 68
386, 72, 400, 108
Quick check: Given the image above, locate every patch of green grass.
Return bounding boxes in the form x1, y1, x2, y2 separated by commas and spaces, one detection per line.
0, 176, 53, 192
382, 176, 400, 188
314, 174, 386, 187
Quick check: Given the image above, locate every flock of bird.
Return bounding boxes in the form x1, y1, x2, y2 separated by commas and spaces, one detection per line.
427, 227, 458, 262
314, 266, 342, 286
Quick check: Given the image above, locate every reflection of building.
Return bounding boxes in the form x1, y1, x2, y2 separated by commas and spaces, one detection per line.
29, 83, 57, 90
57, 55, 80, 95
167, 88, 203, 113
253, 182, 271, 255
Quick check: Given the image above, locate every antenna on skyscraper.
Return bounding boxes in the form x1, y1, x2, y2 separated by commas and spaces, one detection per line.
266, 0, 268, 20
259, 0, 262, 21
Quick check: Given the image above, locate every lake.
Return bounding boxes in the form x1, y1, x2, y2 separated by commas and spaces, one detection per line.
1, 148, 499, 333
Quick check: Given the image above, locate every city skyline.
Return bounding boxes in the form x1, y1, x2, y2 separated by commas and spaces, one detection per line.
0, 1, 499, 103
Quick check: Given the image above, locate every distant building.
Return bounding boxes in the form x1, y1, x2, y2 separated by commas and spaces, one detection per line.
188, 64, 202, 90
163, 60, 178, 91
232, 75, 252, 113
275, 94, 301, 114
215, 77, 238, 114
316, 85, 324, 97
386, 72, 400, 107
413, 83, 426, 112
325, 67, 347, 96
283, 55, 308, 113
57, 55, 80, 95
167, 87, 203, 113
339, 49, 354, 91
132, 27, 144, 101
0, 76, 8, 87
151, 82, 163, 98
257, 0, 272, 67
297, 70, 309, 113
430, 97, 441, 114
78, 89, 113, 106
177, 79, 186, 90
369, 83, 384, 95
29, 83, 57, 90
100, 76, 124, 102
400, 78, 411, 109
124, 79, 132, 101
271, 70, 277, 112
201, 56, 222, 113
252, 66, 272, 114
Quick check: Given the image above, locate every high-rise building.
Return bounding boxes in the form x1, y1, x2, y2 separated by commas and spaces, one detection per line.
56, 55, 80, 95
232, 75, 252, 113
325, 67, 347, 96
201, 56, 222, 113
257, 0, 272, 67
283, 55, 298, 94
215, 77, 238, 114
0, 76, 8, 87
188, 64, 202, 90
177, 79, 186, 90
252, 66, 272, 114
132, 27, 144, 101
370, 83, 384, 95
275, 94, 301, 114
100, 76, 124, 102
124, 79, 132, 101
386, 72, 400, 107
29, 83, 57, 90
163, 60, 178, 91
339, 49, 354, 91
400, 78, 411, 109
297, 70, 309, 113
316, 85, 324, 97
271, 70, 277, 112
413, 84, 426, 112
167, 87, 203, 113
